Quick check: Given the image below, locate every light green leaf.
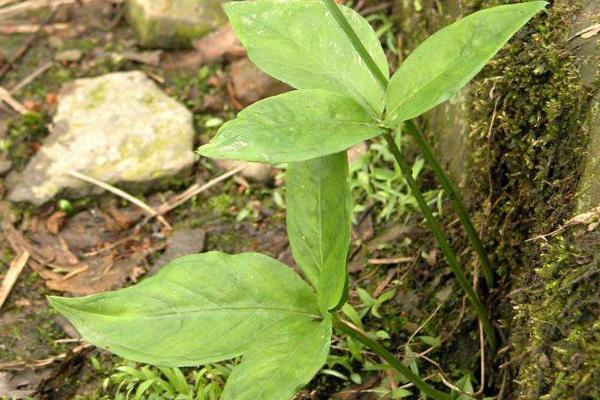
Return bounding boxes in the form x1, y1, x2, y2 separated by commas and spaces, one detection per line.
286, 153, 351, 311
341, 303, 364, 330
49, 252, 320, 367
418, 335, 441, 348
224, 0, 389, 115
222, 317, 331, 400
198, 90, 381, 164
385, 1, 547, 126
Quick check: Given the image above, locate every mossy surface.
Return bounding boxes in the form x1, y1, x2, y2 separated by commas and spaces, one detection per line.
126, 0, 227, 49
395, 0, 598, 397
511, 233, 600, 399
465, 0, 599, 398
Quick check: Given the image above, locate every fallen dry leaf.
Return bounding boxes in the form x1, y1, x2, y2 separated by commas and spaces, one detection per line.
192, 24, 246, 65
120, 50, 162, 66
46, 211, 66, 234
46, 255, 143, 295
230, 58, 290, 107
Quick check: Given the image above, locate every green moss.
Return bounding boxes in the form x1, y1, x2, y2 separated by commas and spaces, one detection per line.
462, 1, 599, 398
510, 234, 600, 399
398, 0, 600, 397
84, 81, 109, 109
125, 0, 227, 49
4, 112, 49, 171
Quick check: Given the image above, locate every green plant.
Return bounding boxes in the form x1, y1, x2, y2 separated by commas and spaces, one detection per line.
101, 362, 230, 400
349, 134, 443, 222
50, 1, 546, 399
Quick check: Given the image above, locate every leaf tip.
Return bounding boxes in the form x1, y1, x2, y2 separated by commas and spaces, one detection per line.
47, 295, 79, 320
526, 1, 549, 13
196, 143, 218, 159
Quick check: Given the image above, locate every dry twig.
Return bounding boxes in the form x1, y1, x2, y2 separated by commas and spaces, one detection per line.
0, 0, 125, 20
0, 343, 91, 370
0, 251, 30, 310
155, 164, 245, 215
0, 86, 27, 114
568, 23, 600, 41
526, 205, 600, 242
66, 171, 172, 230
0, 23, 69, 35
9, 61, 54, 94
367, 256, 415, 265
0, 8, 57, 80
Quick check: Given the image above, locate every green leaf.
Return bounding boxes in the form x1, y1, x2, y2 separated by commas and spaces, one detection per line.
198, 90, 381, 164
286, 153, 351, 311
384, 1, 547, 126
341, 303, 364, 330
418, 335, 441, 348
224, 0, 389, 115
49, 252, 320, 367
222, 317, 331, 400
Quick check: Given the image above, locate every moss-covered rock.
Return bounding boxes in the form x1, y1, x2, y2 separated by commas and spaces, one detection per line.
126, 0, 228, 49
7, 71, 195, 205
394, 0, 599, 398
572, 0, 600, 212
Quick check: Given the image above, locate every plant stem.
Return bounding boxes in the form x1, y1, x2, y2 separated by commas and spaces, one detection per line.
333, 316, 451, 400
404, 120, 495, 288
320, 0, 388, 90
321, 0, 494, 288
382, 130, 497, 351
321, 0, 496, 349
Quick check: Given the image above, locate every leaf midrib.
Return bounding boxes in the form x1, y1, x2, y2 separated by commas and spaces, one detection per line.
60, 305, 322, 320
386, 17, 515, 122
242, 8, 382, 116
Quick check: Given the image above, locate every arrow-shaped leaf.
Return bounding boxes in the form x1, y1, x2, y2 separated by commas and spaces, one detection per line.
50, 252, 321, 367
286, 152, 351, 311
225, 0, 389, 116
197, 90, 381, 164
385, 1, 547, 126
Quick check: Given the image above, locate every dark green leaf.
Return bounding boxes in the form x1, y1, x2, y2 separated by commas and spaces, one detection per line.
224, 0, 389, 115
197, 90, 381, 164
286, 153, 351, 311
50, 252, 320, 367
385, 1, 547, 126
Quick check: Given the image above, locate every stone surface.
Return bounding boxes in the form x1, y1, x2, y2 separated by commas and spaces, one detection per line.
214, 159, 274, 184
7, 71, 194, 205
572, 0, 600, 212
126, 0, 227, 49
428, 88, 471, 190
230, 58, 290, 107
148, 228, 206, 275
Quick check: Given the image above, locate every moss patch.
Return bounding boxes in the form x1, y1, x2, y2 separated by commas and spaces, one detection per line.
510, 233, 600, 399
396, 0, 599, 397
465, 0, 598, 398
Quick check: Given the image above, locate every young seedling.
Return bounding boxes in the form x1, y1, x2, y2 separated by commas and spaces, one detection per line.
51, 1, 546, 399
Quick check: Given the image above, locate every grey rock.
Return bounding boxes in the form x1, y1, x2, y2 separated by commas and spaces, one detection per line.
148, 228, 206, 275
8, 71, 195, 205
126, 0, 227, 49
214, 159, 274, 184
